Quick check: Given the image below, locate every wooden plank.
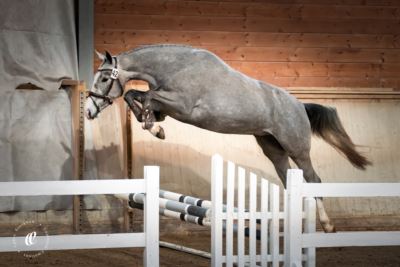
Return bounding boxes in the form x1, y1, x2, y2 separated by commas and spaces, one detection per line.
381, 63, 400, 77
228, 62, 382, 78
70, 82, 85, 234
266, 76, 393, 89
95, 14, 400, 34
206, 47, 329, 62
283, 188, 289, 266
185, 0, 400, 5
95, 30, 400, 49
288, 87, 400, 99
62, 79, 82, 86
144, 166, 160, 267
0, 233, 146, 252
211, 155, 224, 267
117, 100, 132, 232
96, 1, 400, 20
92, 48, 400, 91
303, 183, 400, 197
0, 180, 146, 196
95, 43, 400, 64
269, 184, 280, 267
302, 232, 400, 248
286, 169, 304, 267
229, 62, 394, 79
304, 198, 316, 267
260, 179, 269, 267
249, 172, 257, 267
217, 47, 400, 64
98, 0, 400, 7
226, 162, 235, 267
328, 48, 388, 63
237, 167, 246, 267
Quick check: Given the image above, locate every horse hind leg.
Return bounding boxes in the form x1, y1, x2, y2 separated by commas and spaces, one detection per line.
291, 153, 336, 233
255, 135, 291, 187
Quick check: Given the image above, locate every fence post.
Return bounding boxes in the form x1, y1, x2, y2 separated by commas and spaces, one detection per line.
260, 179, 269, 267
286, 169, 304, 267
237, 167, 246, 267
270, 183, 280, 267
304, 197, 316, 267
226, 161, 235, 267
249, 173, 258, 267
212, 154, 224, 267
144, 166, 160, 267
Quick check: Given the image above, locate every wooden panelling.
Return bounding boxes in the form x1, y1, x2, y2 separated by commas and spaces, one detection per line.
92, 0, 400, 227
96, 31, 400, 49
97, 45, 400, 64
96, 1, 400, 20
96, 0, 400, 7
96, 14, 400, 34
95, 0, 400, 89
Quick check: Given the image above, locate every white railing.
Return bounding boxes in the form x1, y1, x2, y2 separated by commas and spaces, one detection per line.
0, 166, 160, 267
286, 169, 400, 266
211, 155, 316, 267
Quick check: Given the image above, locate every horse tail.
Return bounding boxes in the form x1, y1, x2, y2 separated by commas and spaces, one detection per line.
304, 103, 371, 170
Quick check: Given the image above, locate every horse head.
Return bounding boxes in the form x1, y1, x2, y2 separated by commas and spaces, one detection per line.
85, 50, 124, 120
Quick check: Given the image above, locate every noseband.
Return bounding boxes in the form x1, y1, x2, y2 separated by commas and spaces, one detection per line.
87, 57, 120, 113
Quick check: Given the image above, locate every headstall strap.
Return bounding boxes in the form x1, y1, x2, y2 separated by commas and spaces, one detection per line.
87, 91, 113, 105
87, 56, 119, 106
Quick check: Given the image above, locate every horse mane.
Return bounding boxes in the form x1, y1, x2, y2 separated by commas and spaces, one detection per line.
119, 44, 195, 56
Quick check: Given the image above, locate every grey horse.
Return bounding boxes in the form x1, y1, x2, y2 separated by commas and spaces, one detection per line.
85, 44, 371, 232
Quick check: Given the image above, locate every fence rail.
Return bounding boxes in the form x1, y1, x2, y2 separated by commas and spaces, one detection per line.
211, 155, 316, 267
0, 166, 160, 267
286, 168, 400, 266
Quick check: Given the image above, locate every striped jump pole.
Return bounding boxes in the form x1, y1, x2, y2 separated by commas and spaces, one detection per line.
116, 193, 211, 218
116, 192, 261, 237
130, 201, 211, 227
159, 190, 260, 222
159, 190, 212, 209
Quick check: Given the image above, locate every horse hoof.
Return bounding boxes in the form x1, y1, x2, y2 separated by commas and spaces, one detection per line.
156, 127, 165, 140
323, 224, 336, 233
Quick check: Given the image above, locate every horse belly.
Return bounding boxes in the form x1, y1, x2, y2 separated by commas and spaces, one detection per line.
181, 96, 273, 135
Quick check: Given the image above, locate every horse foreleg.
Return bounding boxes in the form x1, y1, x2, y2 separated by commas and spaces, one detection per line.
142, 108, 165, 139
124, 90, 165, 139
124, 90, 145, 122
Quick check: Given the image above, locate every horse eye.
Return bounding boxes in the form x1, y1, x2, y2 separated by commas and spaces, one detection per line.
101, 77, 108, 83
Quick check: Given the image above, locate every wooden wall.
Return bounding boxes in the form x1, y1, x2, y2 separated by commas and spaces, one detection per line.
90, 0, 400, 229
95, 0, 400, 90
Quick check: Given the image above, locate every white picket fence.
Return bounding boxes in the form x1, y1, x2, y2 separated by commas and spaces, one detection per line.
0, 166, 160, 267
211, 155, 316, 267
286, 169, 400, 266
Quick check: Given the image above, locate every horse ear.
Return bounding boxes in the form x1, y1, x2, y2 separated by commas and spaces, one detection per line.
105, 51, 113, 64
95, 50, 105, 61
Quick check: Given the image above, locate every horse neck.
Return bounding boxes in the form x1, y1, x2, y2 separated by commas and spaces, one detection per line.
116, 54, 158, 89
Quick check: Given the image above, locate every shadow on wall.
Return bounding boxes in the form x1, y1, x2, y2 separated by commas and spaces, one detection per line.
130, 141, 279, 201
39, 143, 126, 233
